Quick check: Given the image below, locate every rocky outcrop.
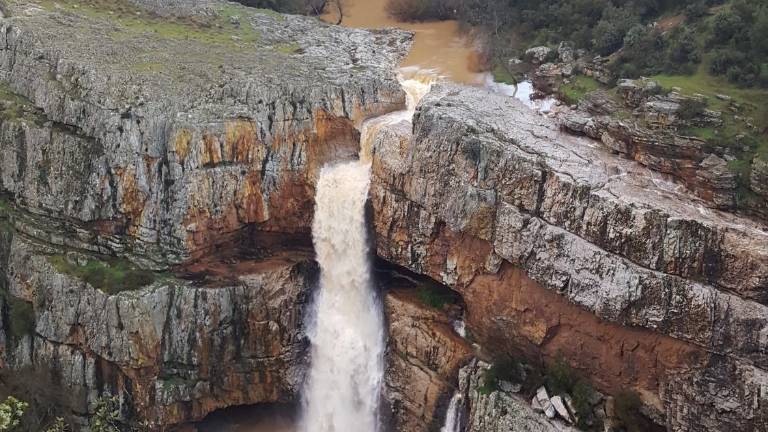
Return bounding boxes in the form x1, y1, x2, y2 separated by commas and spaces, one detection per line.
0, 0, 410, 267
751, 156, 768, 220
369, 84, 768, 431
1, 226, 316, 429
459, 361, 577, 432
562, 106, 738, 210
383, 284, 472, 432
0, 0, 411, 428
560, 80, 766, 216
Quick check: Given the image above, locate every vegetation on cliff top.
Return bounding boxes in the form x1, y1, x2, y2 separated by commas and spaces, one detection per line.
559, 75, 602, 105
29, 0, 263, 47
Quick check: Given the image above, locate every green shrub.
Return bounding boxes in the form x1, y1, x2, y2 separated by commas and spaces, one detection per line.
48, 255, 155, 295
677, 98, 707, 120
91, 396, 120, 432
711, 10, 743, 44
45, 418, 68, 432
614, 390, 653, 432
478, 360, 526, 394
685, 2, 708, 22
0, 396, 27, 431
7, 297, 34, 341
545, 356, 577, 395
545, 356, 596, 428
415, 284, 457, 310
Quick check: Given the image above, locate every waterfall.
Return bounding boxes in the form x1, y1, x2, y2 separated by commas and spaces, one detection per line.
300, 67, 437, 432
441, 392, 464, 432
300, 161, 383, 432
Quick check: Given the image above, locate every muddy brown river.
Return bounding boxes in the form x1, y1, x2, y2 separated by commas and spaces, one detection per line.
323, 0, 483, 84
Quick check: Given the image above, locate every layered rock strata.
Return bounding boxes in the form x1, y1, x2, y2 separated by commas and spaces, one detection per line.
0, 0, 410, 266
369, 84, 768, 431
560, 81, 766, 220
1, 227, 316, 429
0, 0, 411, 428
383, 283, 472, 432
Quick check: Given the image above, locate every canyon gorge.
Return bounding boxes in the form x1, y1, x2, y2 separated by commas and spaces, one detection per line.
0, 0, 766, 431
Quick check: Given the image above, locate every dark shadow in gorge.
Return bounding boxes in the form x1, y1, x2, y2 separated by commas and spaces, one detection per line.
189, 402, 298, 432
174, 229, 314, 287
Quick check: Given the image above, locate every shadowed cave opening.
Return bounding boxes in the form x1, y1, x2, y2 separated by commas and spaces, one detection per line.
193, 403, 297, 432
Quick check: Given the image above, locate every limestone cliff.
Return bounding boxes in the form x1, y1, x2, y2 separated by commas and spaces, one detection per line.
0, 0, 766, 430
369, 84, 768, 431
0, 0, 411, 428
0, 0, 410, 266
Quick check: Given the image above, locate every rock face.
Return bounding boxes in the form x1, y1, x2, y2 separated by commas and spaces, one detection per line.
560, 80, 765, 218
383, 286, 472, 432
459, 361, 576, 432
369, 84, 768, 431
0, 0, 411, 428
1, 226, 316, 429
0, 0, 410, 266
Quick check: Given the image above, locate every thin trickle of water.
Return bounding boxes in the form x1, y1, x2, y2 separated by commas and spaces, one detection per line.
452, 319, 466, 338
441, 392, 464, 432
300, 161, 383, 432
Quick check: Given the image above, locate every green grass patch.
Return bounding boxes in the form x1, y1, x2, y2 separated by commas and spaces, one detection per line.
34, 0, 263, 47
275, 42, 302, 55
415, 284, 458, 310
653, 61, 768, 200
7, 297, 35, 341
48, 255, 156, 295
652, 61, 768, 131
492, 64, 519, 85
0, 82, 44, 124
131, 62, 165, 73
682, 126, 716, 140
559, 75, 601, 105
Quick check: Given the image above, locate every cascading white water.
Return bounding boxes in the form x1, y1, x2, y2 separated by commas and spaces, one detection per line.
300, 161, 383, 432
441, 392, 464, 432
300, 67, 437, 432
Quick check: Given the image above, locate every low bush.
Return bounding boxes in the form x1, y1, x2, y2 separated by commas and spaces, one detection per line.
478, 360, 526, 394
415, 284, 457, 309
385, 0, 456, 22
7, 297, 34, 341
615, 390, 656, 432
545, 356, 596, 428
48, 255, 155, 295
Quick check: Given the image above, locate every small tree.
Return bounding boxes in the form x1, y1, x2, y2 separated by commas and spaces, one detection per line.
0, 397, 27, 431
91, 396, 120, 432
45, 418, 68, 432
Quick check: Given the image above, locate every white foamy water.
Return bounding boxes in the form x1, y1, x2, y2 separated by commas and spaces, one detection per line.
480, 74, 556, 113
441, 392, 464, 432
300, 68, 435, 432
300, 161, 384, 432
360, 67, 438, 161
452, 319, 466, 338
